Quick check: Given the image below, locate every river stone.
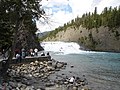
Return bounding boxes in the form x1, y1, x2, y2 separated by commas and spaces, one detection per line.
16, 68, 20, 73
23, 70, 28, 74
7, 85, 13, 90
21, 78, 31, 85
47, 66, 55, 71
36, 89, 41, 90
43, 63, 48, 67
6, 87, 10, 90
64, 62, 67, 65
55, 68, 60, 71
57, 63, 64, 68
28, 74, 32, 77
64, 81, 68, 84
61, 66, 66, 69
75, 83, 81, 87
17, 83, 22, 88
0, 84, 2, 89
15, 78, 21, 82
11, 70, 16, 75
70, 65, 74, 68
34, 73, 39, 77
39, 62, 44, 65
80, 81, 85, 86
51, 71, 55, 74
31, 66, 36, 71
30, 62, 34, 66
39, 65, 44, 69
16, 87, 20, 90
9, 81, 17, 88
48, 71, 52, 75
52, 62, 57, 68
81, 88, 89, 90
35, 60, 39, 64
73, 86, 77, 90
40, 73, 44, 77
25, 86, 34, 90
20, 84, 27, 89
42, 75, 48, 79
47, 61, 53, 66
45, 82, 55, 87
38, 87, 45, 90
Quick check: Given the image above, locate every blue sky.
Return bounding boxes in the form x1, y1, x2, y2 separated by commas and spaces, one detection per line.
48, 4, 72, 13
36, 0, 120, 33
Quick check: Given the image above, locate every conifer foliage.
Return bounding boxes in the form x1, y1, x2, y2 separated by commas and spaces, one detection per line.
0, 0, 45, 51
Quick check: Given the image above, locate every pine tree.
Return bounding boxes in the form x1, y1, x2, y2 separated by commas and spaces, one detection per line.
0, 0, 46, 71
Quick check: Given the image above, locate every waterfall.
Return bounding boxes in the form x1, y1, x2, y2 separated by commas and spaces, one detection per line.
41, 41, 105, 55
41, 41, 87, 55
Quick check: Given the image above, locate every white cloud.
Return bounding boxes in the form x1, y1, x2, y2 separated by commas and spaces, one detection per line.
37, 0, 120, 33
69, 0, 93, 17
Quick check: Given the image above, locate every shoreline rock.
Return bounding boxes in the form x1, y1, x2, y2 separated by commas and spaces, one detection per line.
0, 59, 90, 90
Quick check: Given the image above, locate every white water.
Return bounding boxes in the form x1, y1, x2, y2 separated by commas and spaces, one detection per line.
41, 41, 104, 55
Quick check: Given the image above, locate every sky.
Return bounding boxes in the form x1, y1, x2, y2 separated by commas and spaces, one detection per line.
36, 0, 120, 33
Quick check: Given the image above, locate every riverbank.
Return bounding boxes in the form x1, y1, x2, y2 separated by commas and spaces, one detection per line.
0, 58, 90, 90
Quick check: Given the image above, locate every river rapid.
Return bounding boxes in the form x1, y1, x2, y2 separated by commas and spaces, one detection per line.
41, 41, 120, 90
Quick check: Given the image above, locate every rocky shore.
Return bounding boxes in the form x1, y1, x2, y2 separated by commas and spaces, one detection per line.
0, 59, 90, 90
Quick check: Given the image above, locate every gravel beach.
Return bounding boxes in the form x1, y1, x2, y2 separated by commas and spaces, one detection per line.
0, 58, 90, 90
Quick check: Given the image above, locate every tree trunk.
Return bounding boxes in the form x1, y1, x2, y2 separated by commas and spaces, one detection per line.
2, 17, 21, 74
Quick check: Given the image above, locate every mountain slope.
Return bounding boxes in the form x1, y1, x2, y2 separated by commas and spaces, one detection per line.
43, 26, 120, 52
41, 6, 120, 52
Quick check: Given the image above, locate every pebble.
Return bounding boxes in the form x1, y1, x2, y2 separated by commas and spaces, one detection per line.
71, 65, 74, 68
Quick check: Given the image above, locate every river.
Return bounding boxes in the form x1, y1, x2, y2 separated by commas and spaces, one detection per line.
41, 41, 120, 90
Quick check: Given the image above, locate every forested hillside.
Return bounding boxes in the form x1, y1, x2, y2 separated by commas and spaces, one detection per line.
40, 6, 120, 52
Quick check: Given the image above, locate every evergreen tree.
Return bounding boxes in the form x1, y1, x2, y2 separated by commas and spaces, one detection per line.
0, 0, 46, 71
